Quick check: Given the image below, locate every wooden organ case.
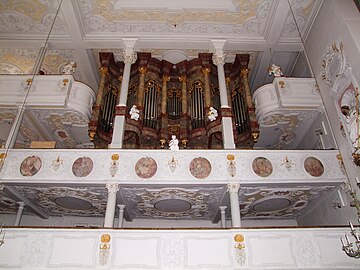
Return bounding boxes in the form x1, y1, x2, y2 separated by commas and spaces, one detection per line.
88, 52, 258, 149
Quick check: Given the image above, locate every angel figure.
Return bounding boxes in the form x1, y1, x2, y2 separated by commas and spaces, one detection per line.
208, 106, 218, 122
129, 105, 140, 121
169, 135, 179, 151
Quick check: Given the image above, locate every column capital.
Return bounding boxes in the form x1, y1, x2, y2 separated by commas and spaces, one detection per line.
139, 67, 147, 75
212, 54, 226, 66
227, 183, 240, 193
17, 201, 25, 208
240, 68, 249, 77
123, 50, 137, 64
99, 67, 109, 76
117, 204, 125, 211
122, 38, 138, 64
162, 75, 171, 83
219, 206, 227, 212
202, 68, 211, 76
179, 75, 187, 82
106, 183, 119, 193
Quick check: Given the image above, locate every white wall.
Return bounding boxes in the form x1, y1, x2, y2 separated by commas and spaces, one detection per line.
304, 0, 360, 197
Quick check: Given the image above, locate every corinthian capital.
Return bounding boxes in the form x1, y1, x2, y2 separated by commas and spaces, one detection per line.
106, 183, 119, 193
227, 183, 240, 193
212, 54, 226, 66
123, 50, 137, 64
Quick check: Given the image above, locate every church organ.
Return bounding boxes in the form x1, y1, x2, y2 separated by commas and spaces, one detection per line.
89, 52, 257, 149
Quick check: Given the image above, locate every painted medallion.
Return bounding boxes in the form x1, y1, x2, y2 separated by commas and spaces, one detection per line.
304, 157, 324, 177
252, 157, 273, 177
72, 157, 93, 177
135, 157, 157, 178
20, 155, 42, 176
189, 157, 212, 179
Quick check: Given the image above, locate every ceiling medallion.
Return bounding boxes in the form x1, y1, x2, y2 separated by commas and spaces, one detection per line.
135, 157, 157, 179
72, 157, 93, 177
153, 196, 193, 213
20, 155, 42, 177
304, 157, 324, 177
189, 157, 212, 179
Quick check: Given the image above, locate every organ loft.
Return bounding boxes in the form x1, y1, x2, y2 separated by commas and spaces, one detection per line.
89, 52, 259, 150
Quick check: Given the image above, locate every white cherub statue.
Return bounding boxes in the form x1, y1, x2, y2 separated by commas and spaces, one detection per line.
208, 106, 218, 122
61, 61, 77, 75
169, 135, 179, 151
268, 64, 283, 77
129, 105, 140, 121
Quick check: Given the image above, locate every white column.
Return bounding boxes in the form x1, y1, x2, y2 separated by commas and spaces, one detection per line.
110, 38, 137, 149
219, 206, 227, 228
227, 183, 241, 228
117, 204, 126, 228
14, 202, 25, 226
211, 40, 235, 149
104, 184, 119, 228
5, 106, 25, 148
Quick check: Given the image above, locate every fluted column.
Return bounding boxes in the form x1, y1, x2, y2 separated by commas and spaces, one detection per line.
241, 68, 259, 142
227, 183, 241, 228
14, 202, 25, 226
179, 76, 187, 114
136, 67, 147, 108
226, 77, 232, 107
104, 184, 119, 228
96, 67, 109, 106
110, 38, 137, 149
5, 106, 25, 149
161, 75, 170, 114
117, 204, 126, 228
116, 75, 123, 105
211, 40, 235, 149
202, 68, 211, 108
219, 206, 227, 228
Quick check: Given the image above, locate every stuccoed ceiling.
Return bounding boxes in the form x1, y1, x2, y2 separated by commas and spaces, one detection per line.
0, 182, 339, 223
0, 0, 321, 92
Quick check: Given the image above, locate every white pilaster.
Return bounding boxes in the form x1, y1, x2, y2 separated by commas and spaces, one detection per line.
117, 204, 126, 228
14, 202, 25, 227
219, 206, 227, 228
227, 183, 241, 228
104, 184, 119, 228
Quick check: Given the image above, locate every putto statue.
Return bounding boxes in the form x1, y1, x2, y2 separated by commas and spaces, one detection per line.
129, 105, 140, 121
61, 61, 77, 75
268, 64, 283, 77
341, 90, 359, 148
169, 135, 179, 151
208, 106, 218, 122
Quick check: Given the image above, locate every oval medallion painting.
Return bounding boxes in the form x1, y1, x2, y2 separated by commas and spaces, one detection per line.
252, 157, 273, 177
20, 155, 42, 176
135, 157, 157, 179
72, 157, 93, 177
304, 157, 324, 177
189, 157, 212, 179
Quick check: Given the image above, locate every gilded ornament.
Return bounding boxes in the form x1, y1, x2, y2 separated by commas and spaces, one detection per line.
234, 234, 244, 242
111, 154, 119, 161
101, 234, 111, 243
227, 154, 235, 161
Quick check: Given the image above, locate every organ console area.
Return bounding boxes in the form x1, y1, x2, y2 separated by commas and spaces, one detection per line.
89, 52, 259, 149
